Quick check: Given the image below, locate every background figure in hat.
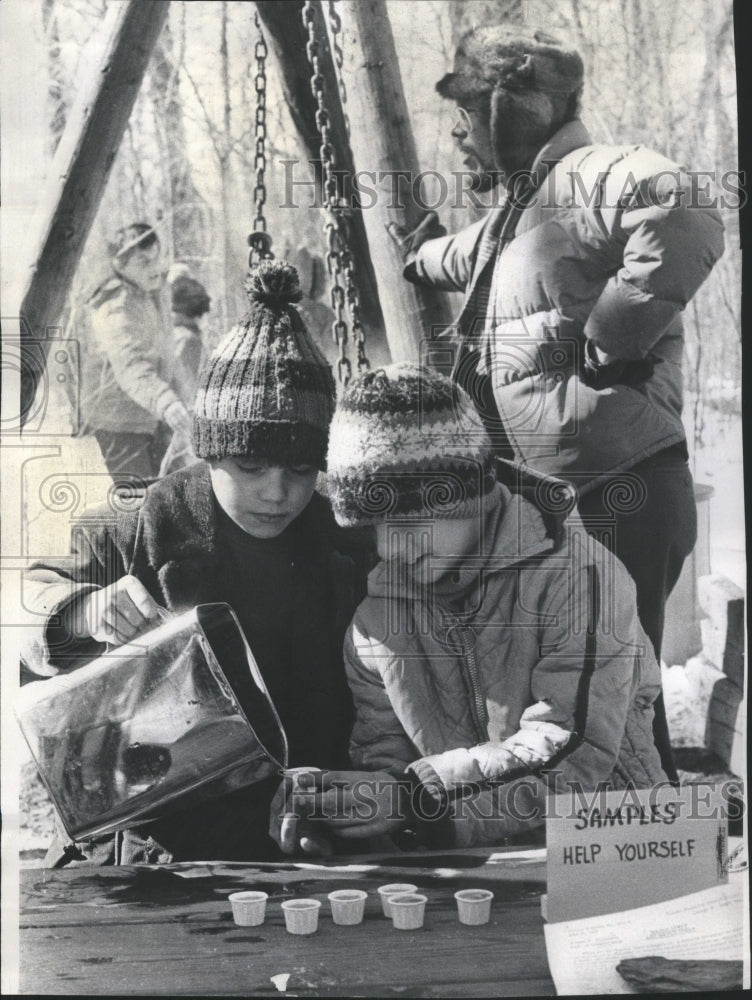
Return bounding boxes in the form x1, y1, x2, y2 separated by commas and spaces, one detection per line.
389, 25, 725, 780
272, 363, 667, 853
170, 269, 212, 410
79, 223, 192, 482
289, 246, 339, 369
22, 260, 371, 866
156, 269, 213, 476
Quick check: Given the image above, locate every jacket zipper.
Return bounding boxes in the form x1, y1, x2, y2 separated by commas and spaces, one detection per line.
459, 625, 488, 743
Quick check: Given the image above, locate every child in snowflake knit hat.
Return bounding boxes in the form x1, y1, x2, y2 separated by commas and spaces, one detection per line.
280, 361, 669, 855
327, 362, 497, 528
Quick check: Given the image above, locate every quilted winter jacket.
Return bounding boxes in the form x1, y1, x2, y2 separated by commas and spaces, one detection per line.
410, 121, 725, 488
346, 484, 667, 848
80, 274, 180, 434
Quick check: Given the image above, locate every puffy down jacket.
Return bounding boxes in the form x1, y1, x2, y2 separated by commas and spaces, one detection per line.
410, 120, 725, 488
345, 482, 667, 847
80, 274, 180, 435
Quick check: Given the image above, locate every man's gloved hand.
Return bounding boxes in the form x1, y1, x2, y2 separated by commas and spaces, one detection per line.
581, 340, 654, 390
386, 211, 447, 266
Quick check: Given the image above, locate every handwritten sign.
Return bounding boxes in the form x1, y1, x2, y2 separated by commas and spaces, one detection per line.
545, 783, 729, 922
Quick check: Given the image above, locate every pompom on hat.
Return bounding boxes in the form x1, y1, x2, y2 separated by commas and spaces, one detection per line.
193, 260, 336, 469
327, 363, 497, 528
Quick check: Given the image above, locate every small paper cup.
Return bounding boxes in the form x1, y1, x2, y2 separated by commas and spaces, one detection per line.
228, 890, 268, 927
454, 888, 493, 925
377, 883, 418, 918
281, 898, 322, 935
389, 892, 427, 930
327, 889, 368, 926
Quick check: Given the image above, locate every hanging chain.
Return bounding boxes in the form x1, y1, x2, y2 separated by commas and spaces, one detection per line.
326, 1, 349, 131
248, 11, 273, 266
326, 1, 369, 376
302, 0, 369, 384
303, 0, 349, 385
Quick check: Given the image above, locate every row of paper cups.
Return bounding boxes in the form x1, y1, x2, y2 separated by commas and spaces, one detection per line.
229, 883, 494, 934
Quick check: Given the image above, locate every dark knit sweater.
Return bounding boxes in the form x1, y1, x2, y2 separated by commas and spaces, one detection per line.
213, 500, 352, 768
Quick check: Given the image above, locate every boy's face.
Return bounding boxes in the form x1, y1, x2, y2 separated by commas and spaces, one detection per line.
375, 516, 482, 579
210, 457, 318, 538
117, 243, 164, 293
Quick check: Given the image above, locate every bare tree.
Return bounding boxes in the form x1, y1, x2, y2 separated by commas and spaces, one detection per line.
42, 0, 67, 155
149, 6, 212, 264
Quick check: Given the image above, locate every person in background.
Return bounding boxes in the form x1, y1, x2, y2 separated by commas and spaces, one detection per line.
170, 270, 212, 409
22, 260, 370, 866
273, 363, 667, 853
389, 26, 725, 780
156, 270, 213, 476
80, 223, 191, 482
290, 246, 339, 370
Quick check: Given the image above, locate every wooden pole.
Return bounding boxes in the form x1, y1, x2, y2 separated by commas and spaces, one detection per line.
254, 0, 387, 354
326, 0, 455, 363
18, 0, 170, 426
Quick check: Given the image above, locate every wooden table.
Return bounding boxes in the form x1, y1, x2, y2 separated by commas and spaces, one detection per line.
19, 846, 553, 996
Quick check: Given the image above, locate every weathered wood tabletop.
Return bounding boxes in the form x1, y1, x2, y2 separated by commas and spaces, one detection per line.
19, 846, 554, 996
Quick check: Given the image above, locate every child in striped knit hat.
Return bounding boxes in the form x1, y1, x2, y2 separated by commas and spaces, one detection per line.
273, 362, 667, 853
23, 261, 372, 865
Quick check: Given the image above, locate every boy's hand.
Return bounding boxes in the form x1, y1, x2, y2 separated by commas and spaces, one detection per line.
82, 575, 160, 645
163, 399, 192, 439
269, 769, 334, 857
293, 770, 409, 840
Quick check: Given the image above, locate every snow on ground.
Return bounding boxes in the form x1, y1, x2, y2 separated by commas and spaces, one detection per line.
691, 410, 745, 590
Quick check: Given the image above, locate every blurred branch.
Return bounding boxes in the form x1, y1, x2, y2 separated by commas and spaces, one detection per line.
182, 62, 225, 162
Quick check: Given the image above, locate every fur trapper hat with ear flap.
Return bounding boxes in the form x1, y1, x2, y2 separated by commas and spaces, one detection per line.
437, 25, 584, 173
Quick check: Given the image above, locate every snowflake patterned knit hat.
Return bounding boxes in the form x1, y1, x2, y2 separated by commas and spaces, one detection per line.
327, 362, 497, 527
193, 260, 336, 468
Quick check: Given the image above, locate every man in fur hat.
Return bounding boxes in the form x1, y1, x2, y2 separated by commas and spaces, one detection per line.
390, 25, 725, 780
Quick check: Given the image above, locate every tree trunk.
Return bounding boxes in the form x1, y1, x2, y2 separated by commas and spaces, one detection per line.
19, 0, 170, 426
218, 1, 233, 316
42, 0, 67, 156
149, 9, 211, 263
331, 0, 455, 363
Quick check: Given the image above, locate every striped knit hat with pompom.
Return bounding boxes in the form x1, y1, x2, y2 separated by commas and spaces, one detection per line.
193, 260, 336, 469
327, 362, 497, 527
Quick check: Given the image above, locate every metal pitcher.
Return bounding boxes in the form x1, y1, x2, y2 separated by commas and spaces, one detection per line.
16, 603, 288, 841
